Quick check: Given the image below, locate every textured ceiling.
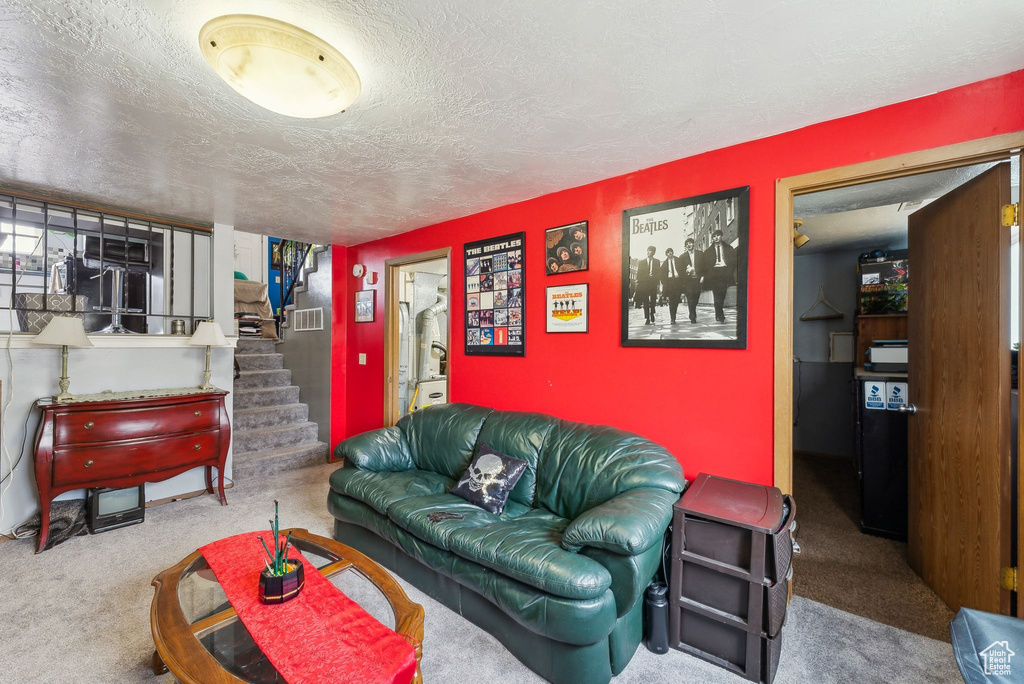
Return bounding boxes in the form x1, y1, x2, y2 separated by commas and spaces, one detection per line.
795, 204, 916, 255
1, 1, 1023, 246
795, 162, 1020, 253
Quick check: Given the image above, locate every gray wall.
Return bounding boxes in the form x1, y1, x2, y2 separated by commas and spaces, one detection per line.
280, 247, 332, 444
792, 248, 862, 457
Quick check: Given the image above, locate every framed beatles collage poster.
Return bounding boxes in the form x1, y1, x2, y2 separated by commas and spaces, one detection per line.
464, 232, 525, 356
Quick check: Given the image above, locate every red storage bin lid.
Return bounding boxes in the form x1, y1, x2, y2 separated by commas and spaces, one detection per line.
679, 473, 785, 533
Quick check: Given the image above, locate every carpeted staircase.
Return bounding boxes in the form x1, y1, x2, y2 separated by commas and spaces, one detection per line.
231, 337, 330, 478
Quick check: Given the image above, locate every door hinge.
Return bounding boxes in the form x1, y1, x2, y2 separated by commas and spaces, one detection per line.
1002, 203, 1020, 227
1001, 566, 1018, 592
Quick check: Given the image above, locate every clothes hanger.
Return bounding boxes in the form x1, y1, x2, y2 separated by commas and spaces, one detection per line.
800, 285, 844, 321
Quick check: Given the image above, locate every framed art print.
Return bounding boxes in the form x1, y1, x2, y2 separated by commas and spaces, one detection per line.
546, 283, 588, 333
464, 232, 525, 356
621, 186, 749, 348
545, 220, 588, 275
354, 289, 376, 323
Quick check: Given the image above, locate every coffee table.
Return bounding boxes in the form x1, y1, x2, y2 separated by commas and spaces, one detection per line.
151, 528, 424, 684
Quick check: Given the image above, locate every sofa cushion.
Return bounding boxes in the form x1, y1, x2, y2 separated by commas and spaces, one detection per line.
329, 466, 454, 516
387, 493, 529, 550
328, 491, 618, 646
450, 444, 529, 514
445, 510, 612, 600
475, 410, 557, 508
397, 403, 492, 479
536, 419, 685, 521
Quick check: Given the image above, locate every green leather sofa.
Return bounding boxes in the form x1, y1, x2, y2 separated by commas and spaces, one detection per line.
327, 403, 686, 683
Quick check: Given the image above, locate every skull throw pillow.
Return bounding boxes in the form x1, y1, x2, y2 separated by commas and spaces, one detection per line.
450, 444, 528, 514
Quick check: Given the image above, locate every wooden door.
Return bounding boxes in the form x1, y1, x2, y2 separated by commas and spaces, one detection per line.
907, 163, 1012, 614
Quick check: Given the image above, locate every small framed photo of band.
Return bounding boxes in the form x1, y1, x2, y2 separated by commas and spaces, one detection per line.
546, 283, 588, 333
545, 220, 588, 275
621, 186, 749, 348
354, 289, 376, 323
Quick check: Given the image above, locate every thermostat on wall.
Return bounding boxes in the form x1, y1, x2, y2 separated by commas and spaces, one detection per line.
352, 264, 365, 278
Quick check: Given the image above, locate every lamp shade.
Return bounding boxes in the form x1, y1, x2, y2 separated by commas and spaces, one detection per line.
189, 321, 229, 347
32, 316, 93, 348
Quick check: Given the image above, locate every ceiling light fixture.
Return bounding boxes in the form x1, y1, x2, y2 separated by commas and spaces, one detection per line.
793, 219, 810, 249
199, 15, 361, 119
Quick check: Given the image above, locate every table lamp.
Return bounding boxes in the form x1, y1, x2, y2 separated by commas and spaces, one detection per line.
32, 316, 94, 403
188, 321, 228, 391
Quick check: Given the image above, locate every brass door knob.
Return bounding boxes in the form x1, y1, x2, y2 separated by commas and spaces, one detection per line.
84, 421, 94, 429
194, 410, 202, 417
193, 444, 202, 451
84, 460, 94, 468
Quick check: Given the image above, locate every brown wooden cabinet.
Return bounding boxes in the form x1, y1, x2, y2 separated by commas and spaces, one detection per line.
33, 390, 230, 553
853, 313, 907, 368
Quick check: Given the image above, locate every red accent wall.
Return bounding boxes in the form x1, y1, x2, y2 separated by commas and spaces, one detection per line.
332, 69, 1024, 486
330, 245, 348, 452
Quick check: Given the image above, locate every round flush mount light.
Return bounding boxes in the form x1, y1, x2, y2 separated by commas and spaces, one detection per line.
199, 15, 361, 119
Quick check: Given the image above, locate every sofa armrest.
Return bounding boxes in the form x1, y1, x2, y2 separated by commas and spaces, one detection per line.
333, 427, 415, 472
563, 488, 678, 555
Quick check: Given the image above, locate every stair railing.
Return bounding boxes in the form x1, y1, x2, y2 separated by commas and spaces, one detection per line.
279, 240, 314, 312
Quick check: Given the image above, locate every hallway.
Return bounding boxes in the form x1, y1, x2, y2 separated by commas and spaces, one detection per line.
792, 452, 954, 642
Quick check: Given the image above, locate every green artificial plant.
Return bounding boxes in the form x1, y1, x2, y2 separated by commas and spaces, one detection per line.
258, 500, 295, 576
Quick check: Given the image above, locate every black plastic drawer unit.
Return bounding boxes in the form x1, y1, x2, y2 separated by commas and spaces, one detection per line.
670, 603, 783, 684
669, 473, 797, 683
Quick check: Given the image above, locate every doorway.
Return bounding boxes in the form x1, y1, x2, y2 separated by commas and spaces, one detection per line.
383, 248, 451, 426
775, 132, 1024, 625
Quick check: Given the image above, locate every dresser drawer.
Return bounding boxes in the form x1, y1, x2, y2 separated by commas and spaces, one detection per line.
52, 429, 221, 487
54, 400, 221, 446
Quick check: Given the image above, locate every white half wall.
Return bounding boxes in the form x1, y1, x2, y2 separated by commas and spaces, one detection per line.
0, 223, 237, 535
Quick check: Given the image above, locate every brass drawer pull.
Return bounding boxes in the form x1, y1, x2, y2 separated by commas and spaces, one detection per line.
193, 444, 202, 451
84, 421, 95, 429
194, 411, 202, 417
84, 460, 94, 468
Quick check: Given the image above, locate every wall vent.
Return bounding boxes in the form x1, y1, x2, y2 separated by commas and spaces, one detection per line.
291, 307, 324, 332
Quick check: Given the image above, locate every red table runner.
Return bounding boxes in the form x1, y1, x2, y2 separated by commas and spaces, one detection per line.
200, 532, 417, 684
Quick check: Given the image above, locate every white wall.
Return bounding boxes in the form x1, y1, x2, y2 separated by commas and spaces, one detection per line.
0, 224, 236, 535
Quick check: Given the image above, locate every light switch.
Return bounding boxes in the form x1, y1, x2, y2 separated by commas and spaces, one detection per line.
358, 353, 367, 365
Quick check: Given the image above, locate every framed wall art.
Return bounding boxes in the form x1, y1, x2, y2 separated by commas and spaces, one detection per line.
621, 186, 749, 348
464, 232, 525, 356
546, 283, 588, 333
545, 220, 588, 275
354, 289, 376, 323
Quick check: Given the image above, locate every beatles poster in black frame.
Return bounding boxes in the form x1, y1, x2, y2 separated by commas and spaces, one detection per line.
621, 186, 749, 349
464, 232, 525, 356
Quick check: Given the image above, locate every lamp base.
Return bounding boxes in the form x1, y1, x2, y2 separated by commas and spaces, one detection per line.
53, 392, 77, 404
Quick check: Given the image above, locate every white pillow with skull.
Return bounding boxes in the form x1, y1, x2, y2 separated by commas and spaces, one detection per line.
450, 444, 529, 514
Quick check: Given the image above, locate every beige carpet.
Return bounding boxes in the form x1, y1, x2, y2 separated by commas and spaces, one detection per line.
792, 452, 955, 642
0, 461, 961, 683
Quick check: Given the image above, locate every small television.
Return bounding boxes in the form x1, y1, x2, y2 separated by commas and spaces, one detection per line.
87, 486, 145, 534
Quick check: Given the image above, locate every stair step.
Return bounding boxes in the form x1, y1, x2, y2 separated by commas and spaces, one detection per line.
233, 422, 320, 455
231, 441, 331, 479
236, 338, 277, 354
233, 403, 309, 431
235, 353, 284, 371
234, 386, 300, 409
235, 369, 292, 390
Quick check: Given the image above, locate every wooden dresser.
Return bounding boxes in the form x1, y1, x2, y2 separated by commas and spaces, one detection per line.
33, 390, 230, 553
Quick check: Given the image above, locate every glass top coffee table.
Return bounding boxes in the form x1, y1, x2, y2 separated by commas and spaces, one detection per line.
151, 528, 424, 684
